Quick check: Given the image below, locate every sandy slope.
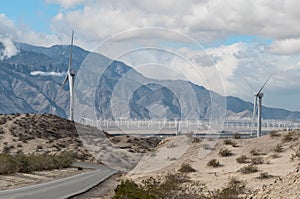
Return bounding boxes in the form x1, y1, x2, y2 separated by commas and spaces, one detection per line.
126, 130, 300, 197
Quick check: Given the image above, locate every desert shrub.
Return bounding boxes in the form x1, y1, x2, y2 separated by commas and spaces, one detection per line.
223, 139, 238, 147
0, 154, 17, 174
257, 172, 273, 179
113, 173, 201, 199
208, 177, 246, 199
0, 151, 75, 174
17, 143, 22, 148
3, 146, 11, 153
290, 146, 300, 161
274, 143, 284, 153
192, 137, 202, 143
219, 148, 233, 157
207, 159, 221, 167
113, 180, 153, 199
250, 157, 264, 165
236, 155, 249, 164
282, 131, 298, 143
250, 149, 263, 156
36, 145, 43, 150
202, 143, 213, 150
240, 164, 258, 174
269, 131, 280, 137
270, 153, 280, 159
233, 133, 241, 139
178, 163, 196, 173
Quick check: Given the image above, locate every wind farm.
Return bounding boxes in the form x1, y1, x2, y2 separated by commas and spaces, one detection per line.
0, 1, 300, 198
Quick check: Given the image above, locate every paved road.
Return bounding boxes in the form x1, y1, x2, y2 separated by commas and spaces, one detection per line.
0, 163, 117, 199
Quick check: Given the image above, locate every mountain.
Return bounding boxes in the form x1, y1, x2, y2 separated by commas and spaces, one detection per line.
0, 41, 299, 121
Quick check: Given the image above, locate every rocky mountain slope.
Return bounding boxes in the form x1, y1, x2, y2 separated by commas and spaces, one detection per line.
0, 42, 299, 120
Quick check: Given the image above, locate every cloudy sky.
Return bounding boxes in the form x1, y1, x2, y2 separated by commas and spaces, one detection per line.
1, 0, 300, 111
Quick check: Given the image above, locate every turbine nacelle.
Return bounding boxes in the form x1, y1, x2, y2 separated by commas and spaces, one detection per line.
70, 70, 76, 76
256, 92, 264, 98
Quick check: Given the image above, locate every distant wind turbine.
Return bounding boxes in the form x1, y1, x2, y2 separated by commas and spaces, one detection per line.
250, 75, 272, 137
62, 30, 76, 121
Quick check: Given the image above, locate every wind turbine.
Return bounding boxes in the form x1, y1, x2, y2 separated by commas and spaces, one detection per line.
62, 30, 76, 121
250, 75, 272, 137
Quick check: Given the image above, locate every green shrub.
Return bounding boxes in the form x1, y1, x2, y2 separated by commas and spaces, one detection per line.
113, 180, 153, 199
113, 173, 199, 199
219, 148, 233, 157
236, 155, 249, 164
208, 177, 246, 199
178, 163, 196, 173
207, 159, 221, 167
240, 165, 258, 174
0, 151, 75, 174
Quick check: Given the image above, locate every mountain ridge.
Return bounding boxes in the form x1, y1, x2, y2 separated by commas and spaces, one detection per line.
0, 41, 299, 120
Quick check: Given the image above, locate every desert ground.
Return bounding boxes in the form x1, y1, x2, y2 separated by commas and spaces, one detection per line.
0, 114, 299, 198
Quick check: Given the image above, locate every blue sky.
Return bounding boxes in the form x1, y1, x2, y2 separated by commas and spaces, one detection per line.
0, 0, 300, 111
0, 0, 59, 33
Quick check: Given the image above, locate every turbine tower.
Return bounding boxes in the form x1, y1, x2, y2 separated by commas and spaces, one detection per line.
251, 76, 272, 137
62, 30, 76, 121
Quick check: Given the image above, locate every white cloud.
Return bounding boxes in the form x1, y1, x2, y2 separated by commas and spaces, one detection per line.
0, 13, 62, 47
50, 0, 300, 44
0, 36, 19, 60
30, 71, 66, 76
270, 38, 300, 54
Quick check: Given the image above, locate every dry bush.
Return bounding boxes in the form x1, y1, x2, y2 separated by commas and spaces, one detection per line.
257, 172, 274, 179
178, 163, 196, 173
290, 146, 300, 161
282, 131, 298, 143
274, 143, 284, 153
240, 164, 258, 174
233, 133, 241, 139
270, 153, 280, 159
236, 155, 249, 164
250, 157, 264, 165
219, 148, 233, 157
223, 139, 238, 147
207, 177, 246, 199
192, 137, 202, 143
207, 159, 221, 167
269, 130, 280, 137
202, 143, 213, 150
250, 149, 265, 156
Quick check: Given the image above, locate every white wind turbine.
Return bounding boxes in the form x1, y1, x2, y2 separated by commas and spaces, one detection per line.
250, 76, 272, 137
62, 30, 76, 121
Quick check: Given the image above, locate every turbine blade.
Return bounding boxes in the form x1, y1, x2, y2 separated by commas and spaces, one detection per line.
251, 97, 258, 136
61, 74, 69, 88
68, 30, 74, 72
241, 74, 256, 94
257, 75, 272, 94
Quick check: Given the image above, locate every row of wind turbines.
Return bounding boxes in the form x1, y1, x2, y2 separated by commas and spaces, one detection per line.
62, 30, 272, 138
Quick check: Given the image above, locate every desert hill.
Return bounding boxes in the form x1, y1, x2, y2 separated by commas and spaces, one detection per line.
125, 130, 300, 198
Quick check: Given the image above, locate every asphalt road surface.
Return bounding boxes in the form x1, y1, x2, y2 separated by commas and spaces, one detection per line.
0, 163, 117, 199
